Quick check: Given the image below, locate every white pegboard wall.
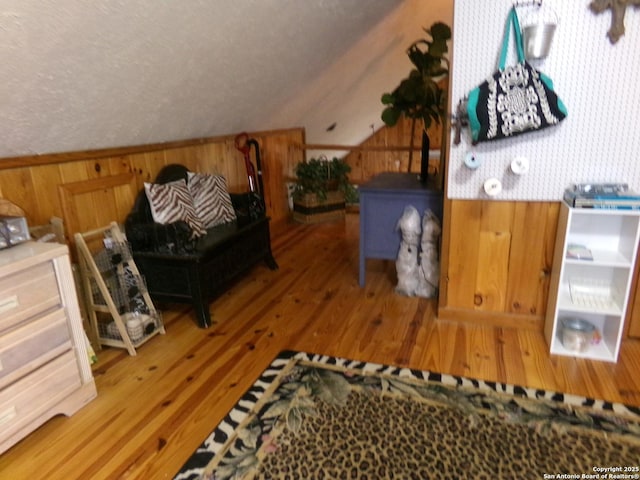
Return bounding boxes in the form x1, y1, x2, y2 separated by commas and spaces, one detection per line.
449, 0, 640, 200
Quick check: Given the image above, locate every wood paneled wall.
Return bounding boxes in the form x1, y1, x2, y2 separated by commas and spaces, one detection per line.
2, 124, 639, 336
438, 200, 560, 330
625, 261, 640, 339
343, 116, 444, 184
0, 128, 304, 241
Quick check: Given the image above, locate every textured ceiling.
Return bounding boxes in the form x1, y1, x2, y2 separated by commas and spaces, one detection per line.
0, 0, 453, 159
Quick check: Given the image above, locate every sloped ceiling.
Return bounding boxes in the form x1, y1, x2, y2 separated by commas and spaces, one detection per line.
0, 0, 453, 159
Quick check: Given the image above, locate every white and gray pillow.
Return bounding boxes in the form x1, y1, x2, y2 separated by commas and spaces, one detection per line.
144, 179, 206, 238
187, 172, 237, 228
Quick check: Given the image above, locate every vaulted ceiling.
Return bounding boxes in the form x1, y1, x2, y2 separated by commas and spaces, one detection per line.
0, 0, 453, 159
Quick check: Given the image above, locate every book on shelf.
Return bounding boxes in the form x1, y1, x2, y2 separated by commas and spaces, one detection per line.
564, 187, 640, 209
570, 183, 629, 195
566, 243, 593, 261
577, 203, 640, 210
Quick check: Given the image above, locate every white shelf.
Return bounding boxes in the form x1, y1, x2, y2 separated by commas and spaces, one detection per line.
549, 333, 614, 362
544, 202, 640, 363
549, 311, 621, 362
565, 249, 632, 267
557, 278, 623, 315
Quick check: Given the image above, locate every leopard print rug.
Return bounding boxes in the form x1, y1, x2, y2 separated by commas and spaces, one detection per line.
174, 351, 640, 480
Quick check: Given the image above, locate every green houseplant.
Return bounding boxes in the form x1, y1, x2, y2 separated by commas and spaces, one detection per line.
292, 156, 353, 223
381, 22, 451, 179
292, 156, 352, 202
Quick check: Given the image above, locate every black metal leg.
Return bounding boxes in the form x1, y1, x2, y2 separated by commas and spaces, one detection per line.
265, 252, 278, 270
193, 300, 211, 328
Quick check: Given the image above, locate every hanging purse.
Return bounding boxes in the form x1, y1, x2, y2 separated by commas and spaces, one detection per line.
466, 7, 567, 144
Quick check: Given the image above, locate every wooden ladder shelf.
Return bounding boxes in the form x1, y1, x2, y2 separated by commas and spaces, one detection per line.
75, 222, 165, 356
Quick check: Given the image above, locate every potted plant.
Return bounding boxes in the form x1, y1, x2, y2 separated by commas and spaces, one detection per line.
381, 22, 451, 185
292, 156, 353, 223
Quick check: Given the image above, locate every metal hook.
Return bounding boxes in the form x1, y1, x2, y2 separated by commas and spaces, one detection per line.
514, 0, 542, 6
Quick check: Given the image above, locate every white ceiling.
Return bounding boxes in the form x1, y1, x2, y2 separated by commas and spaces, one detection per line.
0, 0, 453, 159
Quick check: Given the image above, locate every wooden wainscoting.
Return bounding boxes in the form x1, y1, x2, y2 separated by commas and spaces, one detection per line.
625, 253, 640, 339
343, 115, 444, 184
0, 128, 305, 236
58, 173, 138, 245
629, 300, 640, 339
438, 199, 560, 330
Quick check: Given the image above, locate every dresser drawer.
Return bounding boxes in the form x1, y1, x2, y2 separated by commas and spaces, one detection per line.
0, 351, 81, 440
0, 309, 72, 390
0, 260, 61, 332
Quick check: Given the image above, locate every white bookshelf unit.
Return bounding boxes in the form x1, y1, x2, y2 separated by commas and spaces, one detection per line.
545, 202, 640, 362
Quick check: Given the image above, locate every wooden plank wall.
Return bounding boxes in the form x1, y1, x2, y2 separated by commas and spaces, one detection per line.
0, 128, 304, 241
2, 123, 638, 336
625, 261, 640, 339
343, 116, 444, 184
439, 200, 560, 330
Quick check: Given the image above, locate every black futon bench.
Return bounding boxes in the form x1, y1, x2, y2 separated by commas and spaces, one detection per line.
124, 164, 278, 328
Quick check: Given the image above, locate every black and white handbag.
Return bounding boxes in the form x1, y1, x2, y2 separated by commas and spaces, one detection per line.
466, 7, 567, 144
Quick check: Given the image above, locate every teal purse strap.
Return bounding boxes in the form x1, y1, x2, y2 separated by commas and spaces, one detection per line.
498, 7, 525, 70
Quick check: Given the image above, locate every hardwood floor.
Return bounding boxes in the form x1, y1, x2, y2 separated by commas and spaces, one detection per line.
2, 213, 640, 479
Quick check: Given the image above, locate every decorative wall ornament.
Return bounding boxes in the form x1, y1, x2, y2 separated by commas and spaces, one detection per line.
590, 0, 640, 43
394, 206, 441, 299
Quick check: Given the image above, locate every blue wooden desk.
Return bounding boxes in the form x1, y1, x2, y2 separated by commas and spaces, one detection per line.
358, 172, 443, 287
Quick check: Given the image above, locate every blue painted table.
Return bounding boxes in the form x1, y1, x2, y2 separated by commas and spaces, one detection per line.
358, 172, 443, 287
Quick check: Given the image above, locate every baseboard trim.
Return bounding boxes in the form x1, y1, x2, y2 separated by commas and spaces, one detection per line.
436, 306, 543, 331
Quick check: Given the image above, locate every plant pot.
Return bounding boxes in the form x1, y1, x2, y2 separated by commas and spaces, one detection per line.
293, 190, 346, 224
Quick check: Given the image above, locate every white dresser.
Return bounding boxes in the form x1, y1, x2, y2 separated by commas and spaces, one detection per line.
0, 241, 97, 454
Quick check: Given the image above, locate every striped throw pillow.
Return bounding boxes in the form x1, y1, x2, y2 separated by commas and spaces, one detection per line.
144, 180, 206, 238
187, 172, 237, 228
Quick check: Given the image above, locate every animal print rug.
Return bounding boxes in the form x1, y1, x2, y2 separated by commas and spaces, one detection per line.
173, 351, 640, 480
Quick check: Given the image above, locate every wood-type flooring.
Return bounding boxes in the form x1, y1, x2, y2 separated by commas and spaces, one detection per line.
1, 214, 639, 479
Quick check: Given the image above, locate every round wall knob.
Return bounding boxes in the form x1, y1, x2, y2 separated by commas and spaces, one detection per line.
484, 177, 502, 197
464, 152, 482, 169
511, 156, 530, 175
